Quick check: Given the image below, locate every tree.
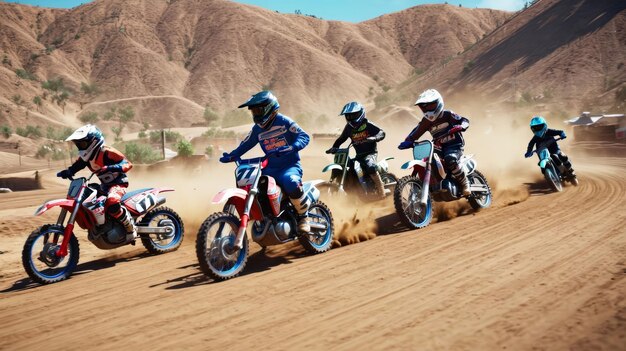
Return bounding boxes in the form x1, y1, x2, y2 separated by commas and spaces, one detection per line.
0, 125, 11, 139
103, 105, 135, 140
203, 105, 219, 125
33, 95, 42, 111
176, 139, 194, 157
79, 111, 99, 124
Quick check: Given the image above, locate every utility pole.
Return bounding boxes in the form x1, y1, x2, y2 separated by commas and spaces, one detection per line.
161, 129, 166, 159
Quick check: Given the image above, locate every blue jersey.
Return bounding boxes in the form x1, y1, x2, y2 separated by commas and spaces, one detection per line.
230, 113, 310, 170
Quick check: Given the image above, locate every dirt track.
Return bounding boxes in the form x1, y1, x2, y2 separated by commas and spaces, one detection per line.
0, 157, 624, 350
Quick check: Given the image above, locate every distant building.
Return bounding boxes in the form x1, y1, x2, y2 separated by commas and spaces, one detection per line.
565, 112, 626, 142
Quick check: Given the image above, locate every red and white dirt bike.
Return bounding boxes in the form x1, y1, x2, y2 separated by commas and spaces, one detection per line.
22, 173, 185, 284
195, 155, 335, 281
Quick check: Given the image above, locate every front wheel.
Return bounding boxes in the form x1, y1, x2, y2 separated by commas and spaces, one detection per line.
467, 170, 492, 210
544, 164, 563, 192
196, 212, 248, 281
393, 176, 432, 230
139, 207, 185, 254
299, 201, 334, 254
22, 224, 80, 284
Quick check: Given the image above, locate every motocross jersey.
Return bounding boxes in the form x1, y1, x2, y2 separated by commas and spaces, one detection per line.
332, 119, 385, 156
230, 113, 310, 170
406, 110, 469, 147
68, 146, 133, 186
526, 129, 565, 154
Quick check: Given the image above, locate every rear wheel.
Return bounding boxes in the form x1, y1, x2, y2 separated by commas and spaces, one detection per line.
299, 201, 334, 254
196, 212, 248, 281
139, 207, 184, 254
467, 170, 492, 210
393, 176, 432, 230
382, 172, 398, 193
22, 224, 80, 284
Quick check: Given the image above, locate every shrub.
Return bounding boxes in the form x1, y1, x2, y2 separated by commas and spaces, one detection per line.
202, 127, 236, 138
124, 142, 161, 163
1, 125, 11, 138
205, 145, 214, 157
149, 130, 183, 144
203, 105, 219, 125
16, 125, 43, 138
221, 109, 250, 128
79, 111, 99, 123
35, 144, 66, 160
46, 126, 73, 141
15, 68, 36, 80
176, 139, 194, 157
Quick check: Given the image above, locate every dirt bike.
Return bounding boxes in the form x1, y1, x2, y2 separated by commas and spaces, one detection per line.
321, 143, 397, 200
530, 137, 578, 192
196, 155, 334, 281
394, 140, 492, 230
22, 173, 185, 284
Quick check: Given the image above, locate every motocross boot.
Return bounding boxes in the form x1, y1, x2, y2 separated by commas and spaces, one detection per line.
290, 193, 311, 233
452, 169, 471, 197
118, 207, 137, 242
370, 172, 389, 199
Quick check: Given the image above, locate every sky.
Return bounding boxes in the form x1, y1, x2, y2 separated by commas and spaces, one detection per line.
4, 0, 526, 22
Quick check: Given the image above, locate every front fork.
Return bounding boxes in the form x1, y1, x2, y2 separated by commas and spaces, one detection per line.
418, 167, 431, 210
56, 189, 85, 257
233, 188, 257, 250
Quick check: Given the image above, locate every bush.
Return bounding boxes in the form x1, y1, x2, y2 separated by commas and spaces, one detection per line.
124, 142, 161, 164
176, 139, 194, 157
221, 109, 250, 128
202, 127, 236, 138
79, 111, 99, 124
15, 68, 36, 81
35, 144, 66, 160
205, 145, 214, 157
16, 125, 43, 138
46, 126, 73, 141
203, 105, 219, 125
1, 125, 12, 138
138, 131, 147, 139
149, 130, 183, 144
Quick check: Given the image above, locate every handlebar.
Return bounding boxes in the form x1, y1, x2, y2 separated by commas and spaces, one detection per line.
529, 137, 563, 155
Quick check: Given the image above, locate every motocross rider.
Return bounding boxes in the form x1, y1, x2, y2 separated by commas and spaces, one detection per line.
325, 101, 387, 198
57, 124, 136, 241
398, 89, 472, 197
219, 91, 312, 233
524, 116, 575, 176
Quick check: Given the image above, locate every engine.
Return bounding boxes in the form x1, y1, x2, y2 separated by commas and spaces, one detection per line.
431, 178, 460, 202
251, 215, 297, 247
88, 219, 130, 249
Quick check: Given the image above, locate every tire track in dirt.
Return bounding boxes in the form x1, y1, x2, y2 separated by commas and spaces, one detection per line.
0, 158, 624, 350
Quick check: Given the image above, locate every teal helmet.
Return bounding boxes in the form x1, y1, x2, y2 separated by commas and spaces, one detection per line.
530, 116, 548, 137
339, 101, 365, 128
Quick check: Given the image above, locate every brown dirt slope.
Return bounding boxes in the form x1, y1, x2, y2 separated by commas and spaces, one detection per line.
0, 0, 508, 129
395, 0, 626, 111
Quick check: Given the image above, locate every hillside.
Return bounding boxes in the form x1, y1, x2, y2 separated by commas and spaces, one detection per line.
0, 0, 508, 132
391, 0, 626, 115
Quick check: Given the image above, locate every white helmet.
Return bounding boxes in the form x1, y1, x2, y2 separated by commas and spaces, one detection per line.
415, 89, 444, 122
65, 124, 104, 161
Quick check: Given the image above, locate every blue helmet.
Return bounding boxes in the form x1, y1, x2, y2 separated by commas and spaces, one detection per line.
65, 124, 104, 161
530, 116, 548, 137
340, 101, 365, 128
238, 91, 280, 129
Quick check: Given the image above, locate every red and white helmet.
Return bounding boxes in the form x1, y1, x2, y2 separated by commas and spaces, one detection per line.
65, 124, 104, 161
415, 89, 444, 122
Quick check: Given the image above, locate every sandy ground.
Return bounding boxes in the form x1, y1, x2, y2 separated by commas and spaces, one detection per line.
0, 151, 624, 350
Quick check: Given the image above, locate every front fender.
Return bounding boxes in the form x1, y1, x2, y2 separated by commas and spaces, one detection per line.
322, 164, 343, 173
401, 160, 427, 170
212, 188, 248, 205
34, 199, 75, 216
539, 159, 549, 168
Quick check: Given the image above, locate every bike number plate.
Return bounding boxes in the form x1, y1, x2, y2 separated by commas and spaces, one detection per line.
235, 164, 260, 187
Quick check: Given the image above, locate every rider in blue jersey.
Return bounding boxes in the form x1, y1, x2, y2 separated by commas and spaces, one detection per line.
220, 91, 311, 232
